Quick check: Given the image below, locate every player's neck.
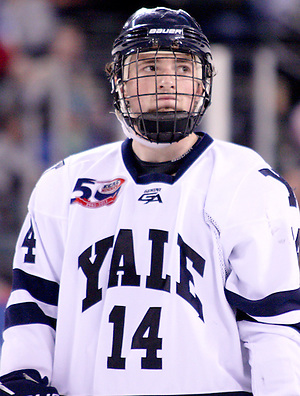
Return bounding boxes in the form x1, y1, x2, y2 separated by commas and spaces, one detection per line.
132, 132, 199, 163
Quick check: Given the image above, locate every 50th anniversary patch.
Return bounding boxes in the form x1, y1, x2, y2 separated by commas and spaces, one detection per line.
71, 177, 126, 208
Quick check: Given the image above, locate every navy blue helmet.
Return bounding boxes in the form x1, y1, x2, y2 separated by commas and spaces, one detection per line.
108, 7, 214, 144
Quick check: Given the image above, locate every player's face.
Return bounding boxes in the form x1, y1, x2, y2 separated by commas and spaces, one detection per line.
123, 51, 204, 116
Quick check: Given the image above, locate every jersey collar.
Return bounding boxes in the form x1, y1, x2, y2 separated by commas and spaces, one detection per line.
121, 132, 213, 185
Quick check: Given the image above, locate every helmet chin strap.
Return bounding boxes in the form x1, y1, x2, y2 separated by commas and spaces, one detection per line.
118, 115, 173, 148
133, 111, 196, 143
118, 111, 197, 145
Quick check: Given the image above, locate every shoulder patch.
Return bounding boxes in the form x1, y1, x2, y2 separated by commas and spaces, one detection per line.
71, 177, 126, 208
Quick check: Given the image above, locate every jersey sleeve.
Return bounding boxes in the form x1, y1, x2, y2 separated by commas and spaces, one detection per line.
0, 163, 68, 381
222, 166, 300, 395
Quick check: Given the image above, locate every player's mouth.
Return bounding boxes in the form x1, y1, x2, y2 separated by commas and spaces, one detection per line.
156, 95, 177, 110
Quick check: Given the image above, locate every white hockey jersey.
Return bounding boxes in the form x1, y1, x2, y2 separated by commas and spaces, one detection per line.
1, 133, 300, 396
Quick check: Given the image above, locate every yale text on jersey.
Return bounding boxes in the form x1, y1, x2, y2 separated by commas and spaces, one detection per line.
78, 228, 205, 320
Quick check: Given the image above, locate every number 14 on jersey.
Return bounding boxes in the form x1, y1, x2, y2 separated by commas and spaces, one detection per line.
108, 305, 162, 370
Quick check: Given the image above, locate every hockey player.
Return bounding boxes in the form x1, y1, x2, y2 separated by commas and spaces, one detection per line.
1, 7, 300, 396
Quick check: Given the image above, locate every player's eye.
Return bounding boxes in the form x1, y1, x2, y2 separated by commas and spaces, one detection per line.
137, 60, 156, 74
143, 65, 156, 72
177, 63, 193, 74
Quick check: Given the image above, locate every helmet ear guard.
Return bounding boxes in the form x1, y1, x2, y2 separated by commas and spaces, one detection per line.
108, 7, 214, 145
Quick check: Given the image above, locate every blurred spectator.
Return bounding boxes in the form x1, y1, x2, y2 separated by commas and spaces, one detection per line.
0, 105, 41, 230
0, 7, 121, 250
0, 38, 40, 282
0, 38, 40, 227
0, 0, 57, 56
18, 22, 118, 167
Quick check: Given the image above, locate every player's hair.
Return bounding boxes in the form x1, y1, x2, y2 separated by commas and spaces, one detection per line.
107, 7, 214, 145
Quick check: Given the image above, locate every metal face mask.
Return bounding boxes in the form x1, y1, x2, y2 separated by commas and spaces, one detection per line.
116, 50, 209, 143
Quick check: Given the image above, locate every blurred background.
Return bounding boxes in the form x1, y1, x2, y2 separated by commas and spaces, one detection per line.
0, 0, 299, 338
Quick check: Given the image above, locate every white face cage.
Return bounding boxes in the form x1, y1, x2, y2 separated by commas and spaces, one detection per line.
112, 48, 212, 145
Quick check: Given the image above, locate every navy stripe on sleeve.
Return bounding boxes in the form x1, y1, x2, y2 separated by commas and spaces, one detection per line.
225, 288, 300, 317
12, 268, 59, 306
4, 302, 57, 330
236, 310, 300, 334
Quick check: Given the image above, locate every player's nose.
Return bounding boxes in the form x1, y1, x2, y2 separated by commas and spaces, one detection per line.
157, 72, 175, 90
